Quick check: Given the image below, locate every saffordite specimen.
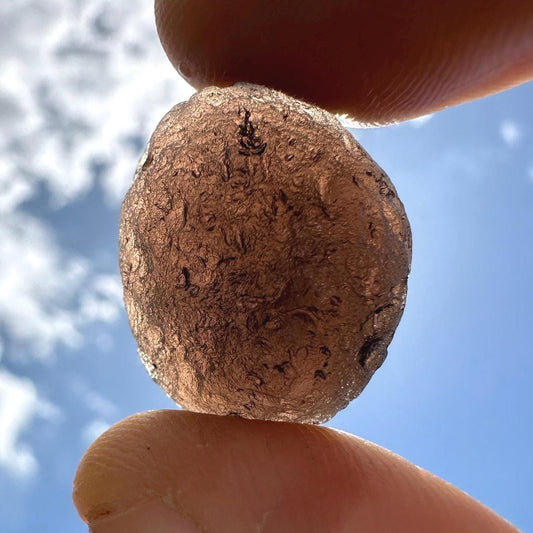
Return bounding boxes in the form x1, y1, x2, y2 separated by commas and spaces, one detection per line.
119, 84, 411, 423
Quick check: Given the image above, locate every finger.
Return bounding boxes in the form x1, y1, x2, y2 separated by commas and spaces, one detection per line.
73, 410, 518, 533
154, 0, 533, 125
154, 0, 533, 124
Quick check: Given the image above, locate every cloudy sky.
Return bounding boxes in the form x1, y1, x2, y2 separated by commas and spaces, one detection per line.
1, 1, 532, 532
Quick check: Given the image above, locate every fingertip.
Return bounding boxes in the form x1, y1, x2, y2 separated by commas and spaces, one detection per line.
74, 411, 364, 530
154, 0, 533, 124
73, 411, 186, 523
74, 410, 519, 532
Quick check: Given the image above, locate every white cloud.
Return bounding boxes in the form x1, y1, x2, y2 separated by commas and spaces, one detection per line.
0, 213, 85, 357
0, 0, 194, 207
500, 120, 522, 147
0, 167, 35, 214
528, 167, 533, 183
0, 369, 59, 478
0, 212, 123, 360
82, 418, 111, 445
78, 275, 124, 325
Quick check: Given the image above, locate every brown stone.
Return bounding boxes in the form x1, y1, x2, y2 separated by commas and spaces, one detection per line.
119, 84, 411, 423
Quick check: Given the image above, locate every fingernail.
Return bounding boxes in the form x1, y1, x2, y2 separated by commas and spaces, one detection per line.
89, 500, 200, 533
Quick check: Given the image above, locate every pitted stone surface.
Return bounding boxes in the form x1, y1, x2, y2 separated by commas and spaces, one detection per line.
119, 84, 411, 423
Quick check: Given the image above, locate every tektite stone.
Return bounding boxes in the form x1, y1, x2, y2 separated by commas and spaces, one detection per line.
119, 84, 411, 423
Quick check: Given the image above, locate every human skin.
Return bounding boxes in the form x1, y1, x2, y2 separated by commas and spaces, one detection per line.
73, 1, 533, 531
155, 0, 533, 124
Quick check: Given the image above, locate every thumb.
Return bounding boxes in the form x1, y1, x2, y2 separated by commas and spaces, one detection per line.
73, 410, 518, 533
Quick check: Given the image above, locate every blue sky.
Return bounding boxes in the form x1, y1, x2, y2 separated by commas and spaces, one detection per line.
1, 2, 532, 532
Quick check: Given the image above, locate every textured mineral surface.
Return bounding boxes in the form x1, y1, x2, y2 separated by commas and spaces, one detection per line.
119, 84, 412, 423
